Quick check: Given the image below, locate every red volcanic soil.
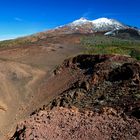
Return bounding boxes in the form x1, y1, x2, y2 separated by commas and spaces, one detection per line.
0, 34, 86, 140
11, 54, 140, 140
11, 107, 139, 140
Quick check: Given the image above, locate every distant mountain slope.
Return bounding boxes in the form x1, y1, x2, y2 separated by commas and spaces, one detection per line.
105, 28, 140, 39
0, 17, 139, 46
46, 17, 140, 39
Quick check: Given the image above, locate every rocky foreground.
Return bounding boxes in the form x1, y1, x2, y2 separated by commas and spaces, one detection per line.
11, 54, 140, 140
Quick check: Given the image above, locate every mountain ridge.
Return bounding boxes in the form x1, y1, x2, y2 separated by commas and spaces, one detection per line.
48, 17, 140, 38
69, 17, 128, 30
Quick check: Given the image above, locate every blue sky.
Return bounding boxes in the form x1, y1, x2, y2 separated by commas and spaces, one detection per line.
0, 0, 140, 40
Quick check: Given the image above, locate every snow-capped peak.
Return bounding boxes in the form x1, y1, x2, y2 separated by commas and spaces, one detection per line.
68, 17, 127, 31
70, 17, 90, 26
91, 17, 126, 30
92, 17, 117, 24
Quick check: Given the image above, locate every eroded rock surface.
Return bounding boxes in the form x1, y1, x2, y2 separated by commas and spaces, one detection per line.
11, 54, 140, 140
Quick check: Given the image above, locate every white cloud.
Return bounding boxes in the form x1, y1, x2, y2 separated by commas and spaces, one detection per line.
82, 11, 91, 18
14, 17, 23, 22
82, 9, 93, 19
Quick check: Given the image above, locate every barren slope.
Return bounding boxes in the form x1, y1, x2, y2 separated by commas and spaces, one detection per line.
11, 54, 140, 140
0, 34, 85, 139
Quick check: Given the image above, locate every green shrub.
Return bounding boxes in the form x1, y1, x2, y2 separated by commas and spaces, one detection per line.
81, 35, 140, 60
130, 49, 140, 60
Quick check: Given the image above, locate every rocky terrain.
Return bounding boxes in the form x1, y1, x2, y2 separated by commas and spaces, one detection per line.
11, 54, 140, 140
0, 34, 85, 140
0, 17, 139, 140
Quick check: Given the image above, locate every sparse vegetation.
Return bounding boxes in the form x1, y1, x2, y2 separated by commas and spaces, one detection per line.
0, 38, 30, 48
81, 35, 140, 60
0, 35, 42, 49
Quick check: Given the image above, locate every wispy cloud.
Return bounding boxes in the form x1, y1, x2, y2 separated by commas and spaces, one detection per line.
82, 9, 94, 19
14, 17, 23, 22
82, 11, 92, 18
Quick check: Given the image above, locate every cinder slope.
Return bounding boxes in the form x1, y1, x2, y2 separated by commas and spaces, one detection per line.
0, 34, 84, 139
11, 54, 140, 140
0, 60, 45, 139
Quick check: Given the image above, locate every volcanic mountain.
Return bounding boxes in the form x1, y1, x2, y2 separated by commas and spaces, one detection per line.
69, 17, 127, 31
44, 17, 140, 39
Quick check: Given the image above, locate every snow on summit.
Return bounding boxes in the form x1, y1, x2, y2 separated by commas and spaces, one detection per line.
68, 17, 127, 31
91, 18, 126, 30
92, 18, 121, 25
53, 17, 139, 35
70, 17, 90, 26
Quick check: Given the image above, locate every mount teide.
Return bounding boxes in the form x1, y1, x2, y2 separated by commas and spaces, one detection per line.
34, 17, 140, 40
